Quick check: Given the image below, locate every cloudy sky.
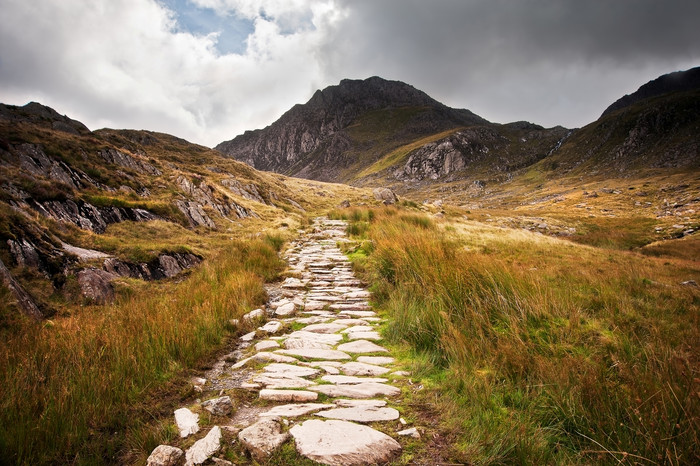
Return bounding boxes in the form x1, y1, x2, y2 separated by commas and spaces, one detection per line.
1, 0, 699, 147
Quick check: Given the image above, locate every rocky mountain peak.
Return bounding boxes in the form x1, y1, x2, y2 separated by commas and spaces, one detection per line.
215, 77, 487, 180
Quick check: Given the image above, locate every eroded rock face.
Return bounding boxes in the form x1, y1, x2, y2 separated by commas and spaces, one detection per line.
77, 268, 117, 303
33, 198, 159, 233
99, 148, 161, 176
102, 253, 202, 281
215, 76, 486, 182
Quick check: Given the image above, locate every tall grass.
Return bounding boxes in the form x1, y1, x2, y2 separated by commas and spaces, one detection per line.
348, 208, 699, 464
0, 236, 284, 465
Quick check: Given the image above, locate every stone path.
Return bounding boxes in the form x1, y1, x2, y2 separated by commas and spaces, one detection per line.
147, 218, 416, 466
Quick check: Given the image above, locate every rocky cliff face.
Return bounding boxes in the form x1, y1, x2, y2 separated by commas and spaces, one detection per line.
215, 77, 487, 181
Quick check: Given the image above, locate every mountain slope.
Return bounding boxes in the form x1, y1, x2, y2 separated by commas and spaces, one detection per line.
601, 66, 700, 117
0, 102, 366, 318
215, 76, 488, 181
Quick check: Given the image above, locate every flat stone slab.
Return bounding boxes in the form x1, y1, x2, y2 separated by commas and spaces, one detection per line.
335, 399, 387, 408
255, 340, 280, 351
277, 348, 351, 361
316, 406, 400, 423
309, 382, 400, 398
356, 356, 395, 366
258, 321, 283, 334
238, 418, 289, 461
302, 323, 348, 334
174, 407, 199, 438
185, 426, 221, 465
332, 318, 369, 326
340, 362, 391, 377
283, 338, 332, 350
253, 374, 317, 389
286, 331, 343, 345
341, 325, 375, 334
347, 331, 382, 341
295, 316, 332, 324
338, 311, 377, 318
321, 375, 388, 384
290, 419, 401, 465
253, 352, 299, 364
275, 302, 296, 316
259, 389, 318, 402
303, 301, 327, 311
260, 403, 336, 418
337, 340, 388, 354
262, 363, 319, 377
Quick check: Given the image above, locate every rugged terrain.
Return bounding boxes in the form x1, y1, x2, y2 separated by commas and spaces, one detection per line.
216, 70, 700, 207
0, 102, 372, 318
0, 67, 699, 465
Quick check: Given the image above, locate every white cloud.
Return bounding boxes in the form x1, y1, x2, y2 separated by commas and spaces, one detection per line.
0, 0, 343, 146
0, 0, 697, 147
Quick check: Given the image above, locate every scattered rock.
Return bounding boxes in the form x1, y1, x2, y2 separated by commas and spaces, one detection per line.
338, 200, 351, 208
290, 419, 401, 465
258, 321, 282, 334
397, 427, 421, 438
201, 396, 232, 416
243, 309, 264, 321
185, 426, 222, 465
373, 187, 399, 205
174, 408, 199, 438
275, 301, 296, 316
238, 418, 290, 461
146, 445, 185, 466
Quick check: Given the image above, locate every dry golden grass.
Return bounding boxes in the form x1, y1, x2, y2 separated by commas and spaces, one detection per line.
340, 206, 700, 464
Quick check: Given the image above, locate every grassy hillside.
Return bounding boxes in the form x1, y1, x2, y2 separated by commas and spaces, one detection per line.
334, 206, 699, 464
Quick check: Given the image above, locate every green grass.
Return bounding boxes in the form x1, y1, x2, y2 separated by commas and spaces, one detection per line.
344, 207, 700, 464
0, 237, 284, 465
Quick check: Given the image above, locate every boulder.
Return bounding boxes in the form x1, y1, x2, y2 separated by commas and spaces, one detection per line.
146, 445, 185, 466
77, 268, 117, 303
174, 408, 199, 438
372, 188, 398, 205
201, 396, 232, 416
238, 418, 289, 461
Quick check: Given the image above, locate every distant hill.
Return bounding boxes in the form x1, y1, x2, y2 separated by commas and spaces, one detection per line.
216, 72, 700, 197
601, 66, 700, 117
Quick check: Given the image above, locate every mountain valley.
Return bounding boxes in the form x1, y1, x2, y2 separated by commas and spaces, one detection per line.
0, 68, 699, 465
